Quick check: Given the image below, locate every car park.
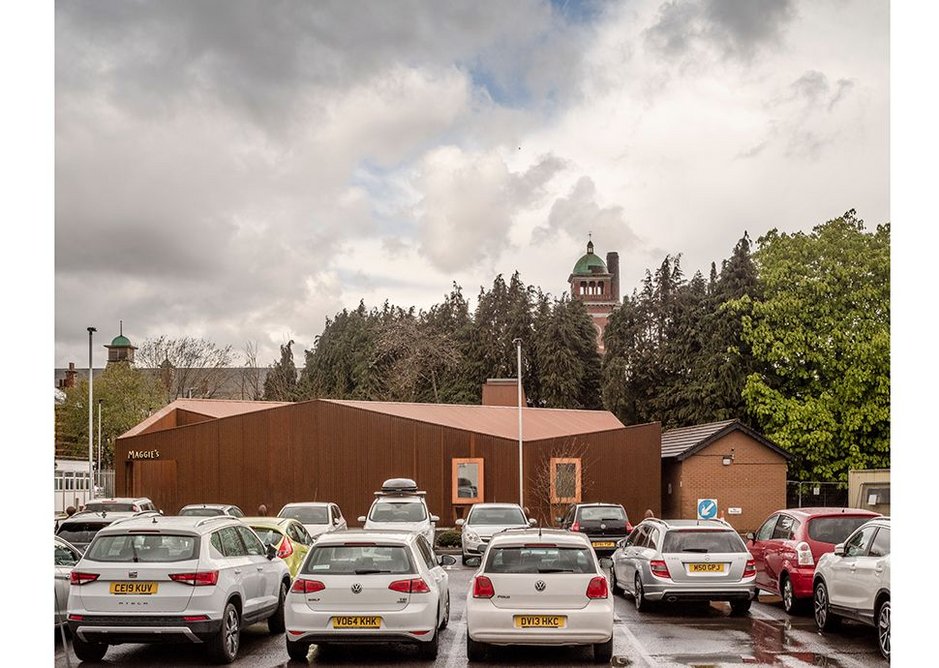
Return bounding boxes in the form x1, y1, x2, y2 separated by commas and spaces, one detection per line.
55, 509, 161, 553
746, 507, 880, 614
813, 516, 890, 660
456, 503, 534, 565
55, 536, 82, 626
243, 516, 315, 578
84, 497, 158, 513
611, 518, 756, 615
179, 503, 245, 518
557, 503, 633, 557
278, 501, 347, 538
358, 479, 439, 547
65, 514, 291, 663
465, 527, 614, 663
284, 529, 454, 661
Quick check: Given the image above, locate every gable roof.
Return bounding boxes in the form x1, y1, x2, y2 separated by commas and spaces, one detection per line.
660, 419, 792, 461
120, 398, 291, 438
321, 399, 625, 442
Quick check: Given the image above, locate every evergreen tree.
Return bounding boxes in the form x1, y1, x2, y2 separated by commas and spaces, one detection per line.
264, 340, 299, 401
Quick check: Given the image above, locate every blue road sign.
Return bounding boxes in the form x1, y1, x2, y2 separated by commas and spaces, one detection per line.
697, 498, 718, 520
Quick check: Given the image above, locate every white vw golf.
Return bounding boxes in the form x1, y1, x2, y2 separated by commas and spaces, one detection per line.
465, 528, 614, 663
284, 530, 454, 661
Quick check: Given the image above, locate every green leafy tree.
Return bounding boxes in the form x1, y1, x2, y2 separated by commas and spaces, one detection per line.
263, 340, 299, 401
733, 211, 890, 480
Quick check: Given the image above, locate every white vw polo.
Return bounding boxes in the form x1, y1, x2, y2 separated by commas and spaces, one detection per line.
465, 528, 614, 663
284, 529, 454, 662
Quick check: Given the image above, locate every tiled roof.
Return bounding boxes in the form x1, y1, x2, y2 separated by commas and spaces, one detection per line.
660, 419, 791, 461
321, 400, 625, 442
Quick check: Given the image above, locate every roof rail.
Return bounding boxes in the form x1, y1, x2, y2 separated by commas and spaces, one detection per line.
195, 515, 235, 528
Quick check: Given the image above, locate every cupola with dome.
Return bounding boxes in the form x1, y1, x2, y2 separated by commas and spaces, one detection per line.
567, 236, 620, 354
104, 321, 137, 365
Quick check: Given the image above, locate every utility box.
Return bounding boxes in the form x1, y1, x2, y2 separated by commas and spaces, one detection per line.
848, 469, 890, 516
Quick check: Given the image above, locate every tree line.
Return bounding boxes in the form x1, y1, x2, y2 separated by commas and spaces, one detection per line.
55, 210, 889, 483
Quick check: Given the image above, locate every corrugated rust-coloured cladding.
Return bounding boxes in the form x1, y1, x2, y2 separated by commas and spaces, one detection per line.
116, 400, 660, 527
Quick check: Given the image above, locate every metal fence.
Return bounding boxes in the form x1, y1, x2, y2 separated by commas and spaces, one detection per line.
54, 469, 116, 514
786, 480, 848, 509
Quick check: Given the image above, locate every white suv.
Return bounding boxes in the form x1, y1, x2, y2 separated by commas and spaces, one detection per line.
358, 479, 439, 547
813, 516, 891, 660
284, 529, 455, 661
66, 515, 291, 663
465, 528, 614, 663
456, 503, 534, 565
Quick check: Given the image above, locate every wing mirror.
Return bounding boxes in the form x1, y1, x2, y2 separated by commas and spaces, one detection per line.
430, 515, 440, 523
455, 518, 465, 527
833, 543, 846, 556
437, 554, 456, 567
357, 516, 367, 523
266, 543, 277, 560
333, 517, 341, 525
528, 518, 538, 527
746, 532, 755, 542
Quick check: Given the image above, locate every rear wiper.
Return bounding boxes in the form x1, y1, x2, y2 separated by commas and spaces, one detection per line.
537, 568, 574, 573
353, 568, 391, 575
681, 548, 708, 553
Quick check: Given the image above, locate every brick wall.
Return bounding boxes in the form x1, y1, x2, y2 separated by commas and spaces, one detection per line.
676, 431, 788, 533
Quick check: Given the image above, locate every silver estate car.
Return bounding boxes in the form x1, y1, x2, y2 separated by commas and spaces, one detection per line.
610, 519, 757, 615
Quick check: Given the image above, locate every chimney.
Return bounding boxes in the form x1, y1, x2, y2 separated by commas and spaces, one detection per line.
606, 252, 620, 302
64, 362, 77, 389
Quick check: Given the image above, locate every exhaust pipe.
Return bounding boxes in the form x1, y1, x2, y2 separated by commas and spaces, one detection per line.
666, 596, 678, 602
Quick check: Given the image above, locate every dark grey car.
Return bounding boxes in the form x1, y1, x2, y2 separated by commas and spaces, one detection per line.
610, 519, 757, 615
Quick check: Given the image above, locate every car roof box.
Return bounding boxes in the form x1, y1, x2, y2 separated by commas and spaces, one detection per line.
377, 478, 424, 496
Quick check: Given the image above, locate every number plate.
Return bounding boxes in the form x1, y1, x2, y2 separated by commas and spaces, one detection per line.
514, 615, 566, 629
688, 563, 725, 573
332, 616, 382, 629
592, 541, 615, 548
110, 582, 158, 595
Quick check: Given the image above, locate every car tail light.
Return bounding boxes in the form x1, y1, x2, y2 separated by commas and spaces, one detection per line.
170, 571, 219, 586
586, 576, 609, 599
626, 521, 633, 534
183, 615, 209, 622
291, 579, 326, 594
796, 542, 814, 566
744, 559, 756, 578
277, 537, 294, 559
650, 560, 671, 579
410, 630, 431, 636
389, 578, 430, 594
570, 521, 580, 532
69, 572, 99, 586
68, 614, 83, 621
473, 575, 495, 598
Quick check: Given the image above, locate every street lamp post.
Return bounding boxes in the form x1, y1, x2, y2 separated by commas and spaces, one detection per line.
87, 326, 96, 502
513, 338, 524, 508
97, 399, 103, 494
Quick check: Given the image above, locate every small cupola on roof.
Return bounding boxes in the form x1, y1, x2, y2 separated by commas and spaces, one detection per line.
104, 321, 137, 365
571, 239, 608, 275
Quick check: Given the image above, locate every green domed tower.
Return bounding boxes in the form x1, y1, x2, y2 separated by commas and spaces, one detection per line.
104, 321, 137, 365
568, 237, 620, 353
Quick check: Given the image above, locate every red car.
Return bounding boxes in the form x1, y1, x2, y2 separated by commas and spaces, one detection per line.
745, 507, 881, 614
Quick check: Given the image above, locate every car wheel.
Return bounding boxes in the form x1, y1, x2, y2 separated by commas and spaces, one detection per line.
593, 637, 613, 663
417, 628, 439, 661
813, 580, 839, 632
268, 580, 288, 633
209, 601, 241, 664
610, 567, 620, 594
439, 595, 450, 630
467, 635, 487, 662
72, 635, 108, 662
462, 553, 470, 566
781, 575, 803, 614
877, 599, 890, 660
634, 574, 651, 612
730, 599, 752, 616
285, 636, 310, 662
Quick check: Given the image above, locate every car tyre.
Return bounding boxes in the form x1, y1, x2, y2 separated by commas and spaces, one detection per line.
467, 635, 487, 662
285, 637, 310, 662
610, 567, 620, 594
462, 553, 470, 566
439, 595, 450, 630
417, 628, 439, 661
877, 598, 890, 660
730, 599, 752, 616
268, 580, 287, 634
634, 574, 651, 612
781, 575, 803, 614
209, 601, 241, 664
72, 636, 108, 662
813, 580, 839, 632
593, 637, 613, 663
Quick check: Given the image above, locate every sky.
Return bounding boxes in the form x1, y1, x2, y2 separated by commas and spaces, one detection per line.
51, 0, 890, 369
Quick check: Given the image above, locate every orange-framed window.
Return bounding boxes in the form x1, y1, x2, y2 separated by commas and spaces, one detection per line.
550, 457, 581, 504
452, 458, 484, 505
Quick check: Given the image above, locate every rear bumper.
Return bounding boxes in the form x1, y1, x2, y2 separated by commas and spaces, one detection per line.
284, 598, 437, 644
67, 616, 222, 644
787, 567, 816, 599
466, 600, 613, 646
643, 580, 757, 603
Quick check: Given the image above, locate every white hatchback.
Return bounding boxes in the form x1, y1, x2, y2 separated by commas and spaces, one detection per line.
284, 529, 454, 661
66, 515, 291, 664
465, 528, 614, 663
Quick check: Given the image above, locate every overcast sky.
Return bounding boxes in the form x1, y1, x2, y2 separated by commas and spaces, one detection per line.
53, 0, 889, 369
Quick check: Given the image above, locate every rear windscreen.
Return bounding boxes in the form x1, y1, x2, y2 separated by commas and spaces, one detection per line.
663, 530, 746, 554
179, 508, 224, 517
485, 546, 595, 574
468, 507, 527, 525
807, 516, 874, 544
368, 501, 426, 522
57, 523, 107, 545
302, 545, 415, 575
280, 506, 329, 524
85, 534, 198, 562
251, 528, 283, 546
578, 506, 627, 522
85, 503, 135, 512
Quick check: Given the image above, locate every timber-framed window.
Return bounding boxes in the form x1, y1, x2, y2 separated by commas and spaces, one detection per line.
550, 457, 581, 504
452, 458, 484, 504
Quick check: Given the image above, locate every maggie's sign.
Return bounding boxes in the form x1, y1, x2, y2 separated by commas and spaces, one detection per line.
127, 449, 160, 460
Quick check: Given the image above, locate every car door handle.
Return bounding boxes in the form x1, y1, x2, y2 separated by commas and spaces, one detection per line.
234, 569, 242, 575
257, 566, 264, 571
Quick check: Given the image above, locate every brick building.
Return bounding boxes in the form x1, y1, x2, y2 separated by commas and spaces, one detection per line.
660, 419, 792, 533
568, 237, 619, 354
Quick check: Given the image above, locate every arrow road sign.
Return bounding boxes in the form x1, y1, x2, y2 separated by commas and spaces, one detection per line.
697, 498, 718, 520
